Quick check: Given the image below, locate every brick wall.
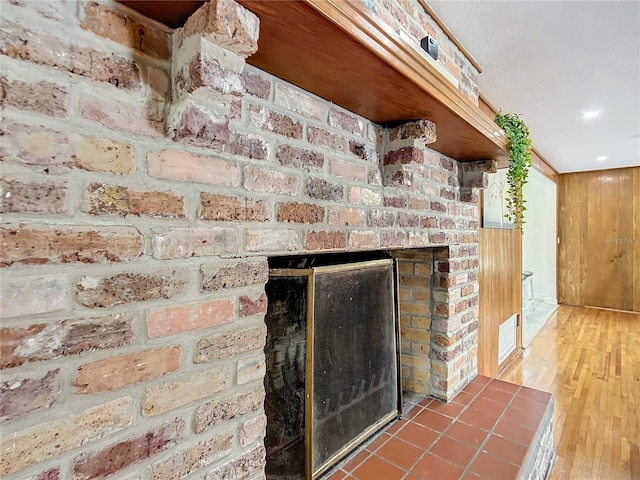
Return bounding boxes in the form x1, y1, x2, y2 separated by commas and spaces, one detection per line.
365, 0, 480, 103
0, 0, 486, 478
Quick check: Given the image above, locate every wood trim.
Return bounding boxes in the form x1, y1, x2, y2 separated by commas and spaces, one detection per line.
417, 0, 483, 73
479, 95, 559, 182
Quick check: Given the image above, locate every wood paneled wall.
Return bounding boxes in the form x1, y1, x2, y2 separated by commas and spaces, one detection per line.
558, 167, 640, 312
478, 228, 522, 377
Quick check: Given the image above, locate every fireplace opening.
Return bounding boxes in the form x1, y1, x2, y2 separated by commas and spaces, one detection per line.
264, 252, 402, 479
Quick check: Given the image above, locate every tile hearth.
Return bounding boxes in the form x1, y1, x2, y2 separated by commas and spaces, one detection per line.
325, 376, 554, 480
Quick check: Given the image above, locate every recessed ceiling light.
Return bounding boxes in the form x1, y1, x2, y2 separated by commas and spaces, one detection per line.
596, 155, 608, 161
582, 110, 601, 119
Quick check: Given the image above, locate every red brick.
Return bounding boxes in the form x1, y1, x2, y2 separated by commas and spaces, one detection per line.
381, 231, 406, 248
240, 293, 267, 317
0, 178, 65, 214
274, 82, 326, 120
349, 186, 382, 205
248, 104, 302, 138
329, 158, 367, 181
0, 397, 132, 476
0, 121, 71, 167
174, 52, 243, 99
240, 415, 267, 447
146, 299, 234, 338
194, 387, 265, 433
0, 275, 66, 319
152, 227, 238, 259
277, 201, 324, 223
1, 22, 145, 90
85, 183, 185, 218
81, 2, 170, 59
148, 433, 233, 479
349, 231, 379, 249
0, 369, 60, 421
384, 147, 424, 165
30, 468, 60, 480
349, 140, 376, 162
276, 144, 324, 171
304, 231, 347, 251
237, 356, 266, 385
80, 92, 163, 136
398, 212, 420, 227
388, 120, 436, 143
243, 68, 270, 99
244, 166, 298, 195
74, 347, 181, 393
305, 177, 343, 201
178, 0, 259, 57
1, 224, 142, 267
384, 195, 407, 209
1, 313, 134, 369
410, 197, 430, 211
72, 135, 135, 174
225, 132, 269, 160
308, 126, 348, 152
148, 149, 239, 186
200, 260, 268, 291
201, 193, 268, 222
194, 325, 267, 364
203, 445, 265, 479
172, 103, 230, 147
1, 77, 67, 117
76, 270, 187, 308
368, 210, 395, 227
245, 229, 301, 252
329, 108, 365, 136
329, 206, 365, 226
73, 418, 184, 480
143, 367, 229, 416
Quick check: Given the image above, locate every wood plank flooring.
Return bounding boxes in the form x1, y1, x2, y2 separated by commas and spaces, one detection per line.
498, 305, 640, 480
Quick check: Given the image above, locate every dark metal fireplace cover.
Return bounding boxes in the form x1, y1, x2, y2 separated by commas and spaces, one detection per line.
264, 258, 401, 479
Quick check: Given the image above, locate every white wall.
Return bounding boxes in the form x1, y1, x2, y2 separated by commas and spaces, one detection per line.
522, 168, 558, 304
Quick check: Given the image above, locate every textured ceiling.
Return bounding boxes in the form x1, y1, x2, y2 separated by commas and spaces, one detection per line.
429, 0, 640, 173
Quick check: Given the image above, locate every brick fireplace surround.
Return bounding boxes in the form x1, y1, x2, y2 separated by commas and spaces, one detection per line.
0, 1, 551, 479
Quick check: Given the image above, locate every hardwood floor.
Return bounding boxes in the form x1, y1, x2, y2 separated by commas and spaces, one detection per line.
498, 305, 640, 480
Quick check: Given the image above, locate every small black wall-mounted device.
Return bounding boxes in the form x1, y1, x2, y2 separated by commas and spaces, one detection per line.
420, 35, 439, 61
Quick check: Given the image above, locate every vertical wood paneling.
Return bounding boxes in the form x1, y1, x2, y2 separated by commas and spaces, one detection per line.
478, 228, 522, 377
558, 167, 639, 312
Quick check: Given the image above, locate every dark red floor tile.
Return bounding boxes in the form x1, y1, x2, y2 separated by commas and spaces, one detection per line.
412, 409, 454, 433
518, 386, 552, 403
493, 419, 537, 446
343, 450, 371, 472
352, 454, 406, 480
365, 432, 391, 452
510, 393, 550, 415
452, 391, 477, 406
462, 382, 485, 395
482, 386, 516, 404
468, 396, 507, 417
327, 469, 349, 480
503, 405, 543, 430
469, 451, 520, 479
385, 418, 408, 435
461, 472, 482, 479
429, 435, 478, 469
418, 397, 435, 408
376, 437, 424, 470
395, 422, 440, 450
404, 405, 423, 420
487, 379, 520, 394
483, 434, 529, 466
470, 375, 492, 386
412, 453, 465, 479
458, 408, 499, 431
426, 399, 466, 418
446, 422, 489, 447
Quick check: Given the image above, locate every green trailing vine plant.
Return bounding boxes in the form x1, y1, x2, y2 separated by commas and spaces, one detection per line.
494, 112, 533, 233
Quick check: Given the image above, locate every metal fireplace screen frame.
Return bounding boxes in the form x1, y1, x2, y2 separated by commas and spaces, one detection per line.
266, 259, 401, 479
